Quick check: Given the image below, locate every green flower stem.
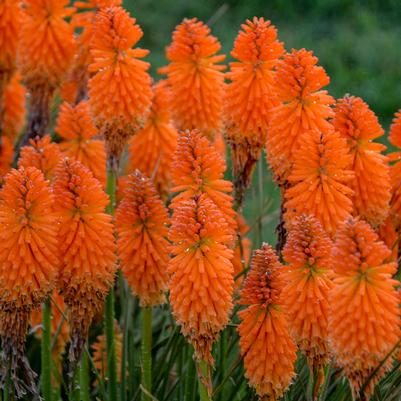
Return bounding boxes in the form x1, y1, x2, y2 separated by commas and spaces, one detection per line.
198, 359, 212, 401
105, 158, 118, 401
79, 352, 90, 401
41, 298, 52, 401
3, 364, 11, 401
106, 156, 117, 215
217, 330, 227, 401
184, 348, 196, 401
120, 277, 131, 401
141, 307, 153, 401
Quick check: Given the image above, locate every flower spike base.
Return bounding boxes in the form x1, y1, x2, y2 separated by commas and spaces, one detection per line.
0, 310, 40, 399
24, 85, 53, 145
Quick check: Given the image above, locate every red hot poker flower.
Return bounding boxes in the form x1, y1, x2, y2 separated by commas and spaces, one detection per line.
238, 244, 296, 399
53, 158, 116, 372
266, 48, 334, 185
386, 110, 401, 228
18, 0, 76, 140
55, 101, 106, 185
329, 218, 400, 397
88, 6, 152, 160
282, 215, 333, 370
225, 17, 284, 206
128, 81, 178, 195
116, 171, 170, 307
284, 129, 354, 236
170, 129, 237, 243
0, 167, 59, 397
0, 0, 20, 91
0, 136, 13, 180
168, 195, 234, 365
18, 135, 62, 182
2, 72, 27, 142
62, 0, 123, 103
333, 96, 390, 227
160, 18, 226, 140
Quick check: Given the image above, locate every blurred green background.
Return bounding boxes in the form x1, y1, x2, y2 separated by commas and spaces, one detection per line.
124, 0, 401, 128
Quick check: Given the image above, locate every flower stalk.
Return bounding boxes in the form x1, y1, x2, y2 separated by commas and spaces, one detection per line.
79, 352, 90, 401
197, 359, 211, 401
184, 349, 196, 401
41, 298, 52, 401
105, 157, 118, 401
141, 307, 153, 401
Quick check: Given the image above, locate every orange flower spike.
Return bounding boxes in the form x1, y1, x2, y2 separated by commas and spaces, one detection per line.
92, 320, 123, 384
0, 136, 13, 179
73, 0, 122, 30
225, 17, 284, 206
170, 129, 237, 239
88, 6, 153, 160
266, 49, 334, 185
334, 96, 384, 143
389, 182, 401, 229
282, 215, 333, 369
378, 217, 399, 263
0, 167, 59, 308
2, 72, 27, 142
60, 38, 91, 105
116, 171, 170, 307
389, 110, 401, 186
0, 167, 59, 397
0, 0, 19, 67
19, 0, 76, 88
116, 174, 128, 203
161, 18, 225, 139
226, 18, 284, 137
0, 0, 20, 134
0, 0, 20, 90
238, 244, 296, 400
329, 218, 400, 397
18, 0, 76, 139
333, 96, 390, 226
284, 129, 354, 236
213, 130, 227, 160
18, 135, 62, 182
387, 110, 401, 227
62, 0, 122, 103
389, 109, 401, 150
128, 81, 178, 195
168, 195, 234, 364
55, 101, 106, 185
53, 158, 116, 370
